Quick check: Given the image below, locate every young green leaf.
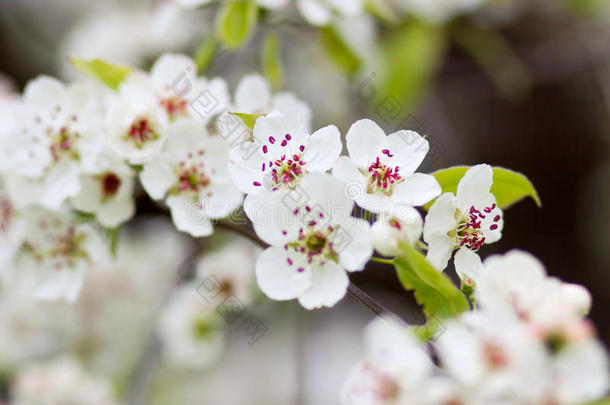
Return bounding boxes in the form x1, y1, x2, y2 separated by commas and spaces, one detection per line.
195, 36, 218, 74
320, 25, 362, 76
216, 0, 258, 50
70, 57, 131, 91
393, 243, 469, 319
230, 112, 265, 130
378, 20, 445, 112
424, 166, 542, 210
262, 33, 283, 91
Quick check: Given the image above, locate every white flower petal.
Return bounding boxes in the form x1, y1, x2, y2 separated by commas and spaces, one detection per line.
423, 192, 458, 240
297, 0, 332, 25
227, 144, 265, 194
425, 233, 454, 272
201, 183, 243, 219
256, 247, 312, 301
167, 194, 213, 237
150, 53, 196, 92
297, 261, 348, 309
235, 74, 271, 113
97, 197, 135, 228
41, 162, 81, 210
392, 173, 441, 207
346, 119, 386, 168
244, 190, 301, 245
384, 130, 429, 175
140, 159, 175, 200
454, 247, 483, 282
24, 76, 67, 110
302, 124, 342, 172
337, 217, 373, 271
456, 164, 494, 211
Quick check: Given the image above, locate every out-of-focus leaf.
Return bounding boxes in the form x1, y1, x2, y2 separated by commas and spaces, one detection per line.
262, 33, 283, 91
320, 25, 362, 76
450, 20, 531, 100
216, 0, 258, 49
424, 166, 542, 210
70, 57, 131, 91
563, 0, 607, 14
378, 20, 445, 112
195, 36, 217, 73
230, 112, 265, 129
107, 227, 120, 258
394, 243, 469, 320
364, 0, 398, 25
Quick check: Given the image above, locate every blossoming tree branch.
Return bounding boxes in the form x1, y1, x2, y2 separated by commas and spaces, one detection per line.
0, 51, 607, 405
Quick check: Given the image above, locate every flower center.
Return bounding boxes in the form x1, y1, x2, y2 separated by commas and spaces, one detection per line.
100, 172, 121, 199
172, 149, 211, 194
253, 134, 307, 190
455, 204, 499, 251
160, 96, 188, 121
0, 197, 13, 233
125, 118, 160, 148
192, 317, 217, 341
483, 342, 508, 369
366, 155, 401, 195
49, 126, 80, 162
284, 209, 339, 270
20, 225, 89, 269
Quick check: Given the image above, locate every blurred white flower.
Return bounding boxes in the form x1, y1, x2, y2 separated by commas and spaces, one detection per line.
2, 77, 106, 210
230, 74, 312, 130
297, 0, 364, 26
252, 173, 372, 309
423, 164, 503, 279
333, 119, 441, 214
230, 110, 341, 195
371, 205, 423, 256
3, 208, 105, 302
341, 317, 434, 404
0, 176, 23, 269
157, 283, 226, 369
196, 237, 262, 306
13, 357, 122, 405
140, 119, 242, 237
71, 152, 136, 228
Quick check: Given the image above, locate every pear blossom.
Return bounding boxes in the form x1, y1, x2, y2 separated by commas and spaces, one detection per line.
2, 208, 105, 302
341, 317, 434, 404
13, 357, 122, 405
371, 205, 423, 257
229, 110, 342, 195
423, 164, 503, 279
71, 152, 136, 228
333, 119, 441, 214
157, 283, 225, 369
253, 173, 373, 309
196, 238, 262, 305
106, 53, 229, 164
140, 119, 243, 237
2, 77, 105, 210
0, 177, 23, 268
297, 0, 364, 26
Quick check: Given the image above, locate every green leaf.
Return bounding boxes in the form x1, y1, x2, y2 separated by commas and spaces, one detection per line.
320, 25, 362, 76
194, 36, 217, 74
262, 33, 283, 91
450, 20, 531, 100
424, 166, 542, 210
230, 112, 265, 130
70, 57, 131, 91
107, 227, 120, 258
378, 20, 445, 112
364, 0, 398, 25
394, 244, 469, 320
216, 0, 258, 50
582, 400, 610, 405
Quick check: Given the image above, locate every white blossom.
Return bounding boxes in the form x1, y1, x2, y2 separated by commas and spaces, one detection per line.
333, 119, 441, 214
297, 0, 364, 26
140, 119, 243, 237
423, 164, 503, 279
157, 283, 225, 369
252, 173, 372, 309
371, 205, 423, 257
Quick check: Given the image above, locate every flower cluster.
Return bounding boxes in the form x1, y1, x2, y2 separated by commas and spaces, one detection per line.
342, 250, 609, 405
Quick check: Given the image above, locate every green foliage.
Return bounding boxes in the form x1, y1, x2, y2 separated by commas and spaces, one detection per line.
70, 57, 131, 91
393, 243, 469, 320
425, 166, 542, 210
262, 33, 283, 91
216, 0, 258, 49
107, 227, 120, 258
195, 36, 218, 74
378, 20, 445, 112
230, 112, 265, 130
320, 25, 362, 76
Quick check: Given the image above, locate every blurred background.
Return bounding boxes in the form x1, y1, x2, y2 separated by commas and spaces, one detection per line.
0, 0, 609, 403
